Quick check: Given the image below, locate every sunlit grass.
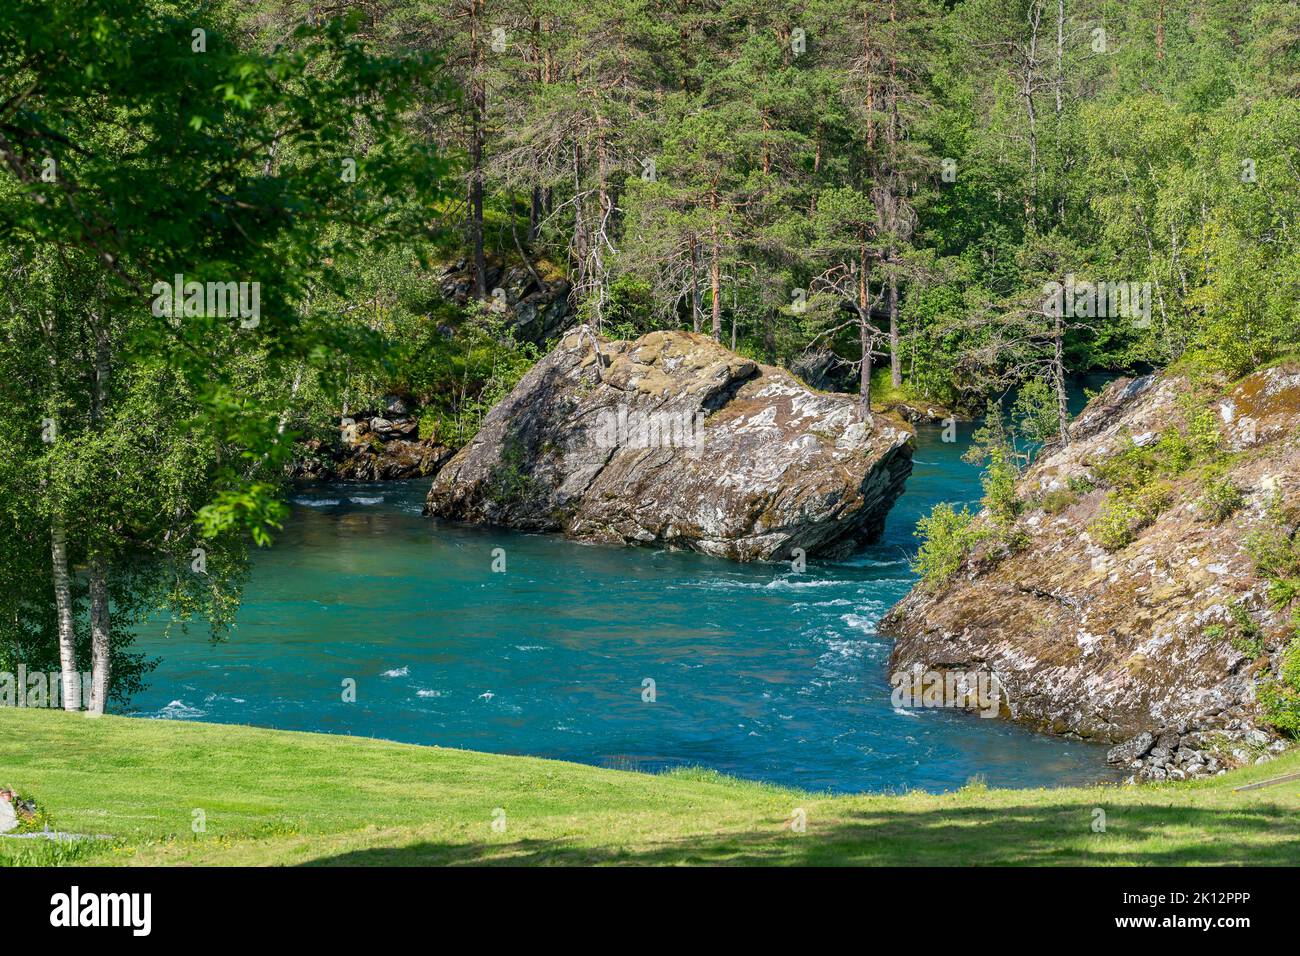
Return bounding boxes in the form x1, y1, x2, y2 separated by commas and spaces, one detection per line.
2, 709, 1297, 866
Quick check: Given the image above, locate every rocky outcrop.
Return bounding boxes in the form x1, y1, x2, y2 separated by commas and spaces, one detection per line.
425, 327, 915, 561
877, 399, 960, 426
292, 394, 455, 482
881, 364, 1300, 778
790, 348, 855, 393
1104, 726, 1288, 783
438, 259, 572, 345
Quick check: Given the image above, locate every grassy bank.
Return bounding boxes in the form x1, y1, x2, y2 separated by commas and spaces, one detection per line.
1, 708, 1298, 866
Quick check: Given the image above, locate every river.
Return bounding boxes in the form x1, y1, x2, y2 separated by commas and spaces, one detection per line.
130, 398, 1121, 794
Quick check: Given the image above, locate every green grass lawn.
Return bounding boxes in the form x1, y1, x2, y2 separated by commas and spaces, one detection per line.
2, 708, 1298, 866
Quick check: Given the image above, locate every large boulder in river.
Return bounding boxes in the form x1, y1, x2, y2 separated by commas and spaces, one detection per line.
880, 364, 1300, 772
424, 326, 915, 560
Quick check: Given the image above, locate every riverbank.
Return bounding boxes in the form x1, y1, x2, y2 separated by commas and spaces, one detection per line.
2, 709, 1297, 866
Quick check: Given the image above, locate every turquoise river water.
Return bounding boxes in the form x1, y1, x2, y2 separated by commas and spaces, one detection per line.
130, 408, 1121, 794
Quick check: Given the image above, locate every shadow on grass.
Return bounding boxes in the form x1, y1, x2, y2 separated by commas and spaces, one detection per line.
299, 800, 1300, 866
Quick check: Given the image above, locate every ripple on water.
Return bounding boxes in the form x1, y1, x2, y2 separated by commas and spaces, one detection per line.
129, 458, 1121, 794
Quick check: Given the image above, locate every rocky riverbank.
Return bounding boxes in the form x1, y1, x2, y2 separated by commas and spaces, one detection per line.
881, 363, 1300, 780
292, 394, 454, 482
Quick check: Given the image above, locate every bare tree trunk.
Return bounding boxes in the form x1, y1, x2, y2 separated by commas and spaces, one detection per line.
885, 1, 902, 390
730, 282, 738, 351
1053, 310, 1070, 445
690, 236, 702, 334
50, 517, 80, 711
592, 121, 612, 330
87, 312, 112, 713
88, 555, 110, 715
888, 265, 900, 388
572, 141, 588, 306
709, 201, 722, 342
1054, 0, 1066, 223
41, 308, 80, 711
529, 18, 544, 244
529, 187, 543, 243
277, 365, 304, 435
1055, 0, 1064, 116
858, 249, 873, 408
863, 7, 876, 151
1022, 1, 1043, 233
468, 0, 487, 299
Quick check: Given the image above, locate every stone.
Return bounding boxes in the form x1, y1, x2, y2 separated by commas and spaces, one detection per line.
438, 260, 573, 345
1107, 732, 1155, 765
882, 363, 1300, 741
0, 797, 16, 834
294, 422, 453, 482
790, 348, 853, 393
425, 327, 915, 561
382, 393, 411, 417
340, 421, 366, 446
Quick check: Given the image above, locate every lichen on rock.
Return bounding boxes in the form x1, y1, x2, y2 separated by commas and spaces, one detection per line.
425, 326, 915, 561
880, 363, 1300, 778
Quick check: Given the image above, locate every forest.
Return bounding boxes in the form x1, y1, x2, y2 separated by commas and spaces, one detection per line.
2, 0, 1298, 709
